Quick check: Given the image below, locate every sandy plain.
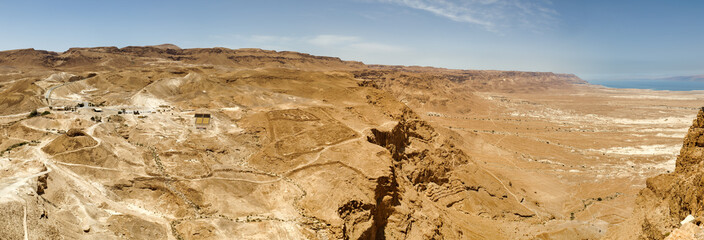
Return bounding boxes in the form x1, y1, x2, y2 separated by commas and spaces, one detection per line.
413, 86, 704, 238
0, 46, 702, 239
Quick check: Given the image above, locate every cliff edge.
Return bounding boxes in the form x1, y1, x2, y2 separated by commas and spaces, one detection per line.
611, 108, 704, 239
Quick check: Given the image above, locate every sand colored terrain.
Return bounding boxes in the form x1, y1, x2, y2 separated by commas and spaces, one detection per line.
0, 45, 702, 239
604, 109, 704, 239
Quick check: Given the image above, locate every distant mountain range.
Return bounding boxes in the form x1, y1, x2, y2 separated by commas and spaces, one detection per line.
663, 74, 704, 82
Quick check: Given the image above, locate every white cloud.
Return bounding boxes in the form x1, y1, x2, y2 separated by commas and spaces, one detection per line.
237, 34, 406, 53
349, 42, 405, 52
307, 35, 360, 46
376, 0, 558, 32
387, 0, 493, 27
250, 35, 294, 43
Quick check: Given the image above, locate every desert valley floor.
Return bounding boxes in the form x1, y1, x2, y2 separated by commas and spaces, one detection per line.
0, 46, 702, 239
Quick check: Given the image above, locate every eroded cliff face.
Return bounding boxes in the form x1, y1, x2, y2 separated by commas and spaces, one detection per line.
618, 108, 704, 239
363, 107, 542, 239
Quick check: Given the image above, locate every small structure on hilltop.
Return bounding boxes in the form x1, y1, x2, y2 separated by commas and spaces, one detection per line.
157, 105, 172, 113
52, 106, 76, 111
194, 112, 211, 129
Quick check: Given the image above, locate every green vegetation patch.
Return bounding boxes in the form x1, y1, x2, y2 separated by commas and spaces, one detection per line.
2, 141, 29, 155
28, 109, 39, 118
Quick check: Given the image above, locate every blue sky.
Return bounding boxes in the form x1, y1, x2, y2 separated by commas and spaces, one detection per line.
0, 0, 702, 80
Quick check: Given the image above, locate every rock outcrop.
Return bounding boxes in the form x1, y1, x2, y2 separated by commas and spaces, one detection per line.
619, 108, 704, 239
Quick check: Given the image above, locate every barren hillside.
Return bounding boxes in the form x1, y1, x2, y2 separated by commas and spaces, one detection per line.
0, 45, 700, 239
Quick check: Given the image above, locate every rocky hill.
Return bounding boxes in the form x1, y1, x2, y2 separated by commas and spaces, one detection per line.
0, 46, 584, 116
364, 65, 587, 92
4, 45, 678, 240
0, 46, 366, 71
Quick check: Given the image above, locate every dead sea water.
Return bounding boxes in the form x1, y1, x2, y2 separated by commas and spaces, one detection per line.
588, 79, 704, 91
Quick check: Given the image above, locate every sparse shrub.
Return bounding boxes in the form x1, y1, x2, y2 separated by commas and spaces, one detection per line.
2, 141, 29, 155
68, 75, 82, 82
66, 128, 86, 137
28, 109, 39, 118
41, 111, 50, 116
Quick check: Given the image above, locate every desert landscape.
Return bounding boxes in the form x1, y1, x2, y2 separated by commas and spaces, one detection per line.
0, 45, 702, 239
